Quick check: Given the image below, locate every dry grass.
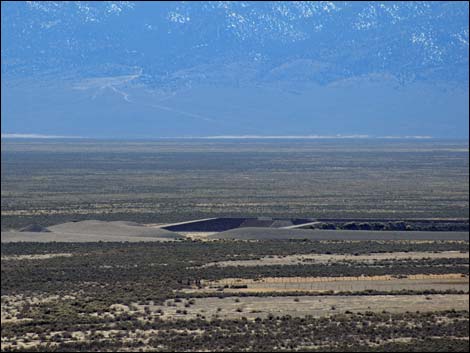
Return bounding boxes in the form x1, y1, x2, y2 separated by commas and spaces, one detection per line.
1, 253, 73, 261
185, 274, 469, 294
134, 294, 470, 321
201, 251, 470, 267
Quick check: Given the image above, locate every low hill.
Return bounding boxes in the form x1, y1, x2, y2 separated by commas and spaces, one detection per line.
1, 220, 184, 242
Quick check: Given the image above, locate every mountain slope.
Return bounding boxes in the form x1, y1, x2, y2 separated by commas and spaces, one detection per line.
1, 1, 468, 138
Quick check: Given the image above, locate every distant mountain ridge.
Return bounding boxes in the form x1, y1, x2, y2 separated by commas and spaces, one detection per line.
1, 1, 469, 138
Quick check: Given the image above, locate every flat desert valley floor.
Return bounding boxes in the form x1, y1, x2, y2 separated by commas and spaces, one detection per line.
1, 139, 469, 352
2, 139, 468, 229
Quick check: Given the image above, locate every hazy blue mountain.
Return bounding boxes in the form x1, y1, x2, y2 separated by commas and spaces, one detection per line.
1, 1, 469, 138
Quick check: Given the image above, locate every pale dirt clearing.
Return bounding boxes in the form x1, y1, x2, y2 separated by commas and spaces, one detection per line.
1, 231, 182, 242
185, 274, 469, 294
1, 220, 184, 242
1, 253, 73, 261
134, 294, 470, 320
1, 293, 78, 323
201, 251, 470, 267
47, 220, 183, 238
178, 231, 217, 240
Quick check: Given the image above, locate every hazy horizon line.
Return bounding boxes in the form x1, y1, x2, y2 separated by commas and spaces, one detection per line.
1, 133, 85, 139
1, 133, 442, 140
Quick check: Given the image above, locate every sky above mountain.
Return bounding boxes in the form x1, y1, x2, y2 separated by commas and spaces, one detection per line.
1, 1, 469, 138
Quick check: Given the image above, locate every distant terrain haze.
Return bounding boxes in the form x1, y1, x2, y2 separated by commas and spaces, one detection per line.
1, 1, 469, 138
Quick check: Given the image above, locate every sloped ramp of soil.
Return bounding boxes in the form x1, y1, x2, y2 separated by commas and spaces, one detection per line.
19, 224, 51, 233
2, 220, 183, 242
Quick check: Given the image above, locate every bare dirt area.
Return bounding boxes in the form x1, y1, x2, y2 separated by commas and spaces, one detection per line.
0, 231, 182, 242
1, 293, 78, 324
1, 253, 73, 261
187, 274, 469, 294
135, 294, 470, 321
178, 231, 217, 240
201, 251, 470, 267
1, 220, 183, 242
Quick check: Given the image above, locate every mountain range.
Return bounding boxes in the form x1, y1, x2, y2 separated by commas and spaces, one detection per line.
1, 1, 468, 138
